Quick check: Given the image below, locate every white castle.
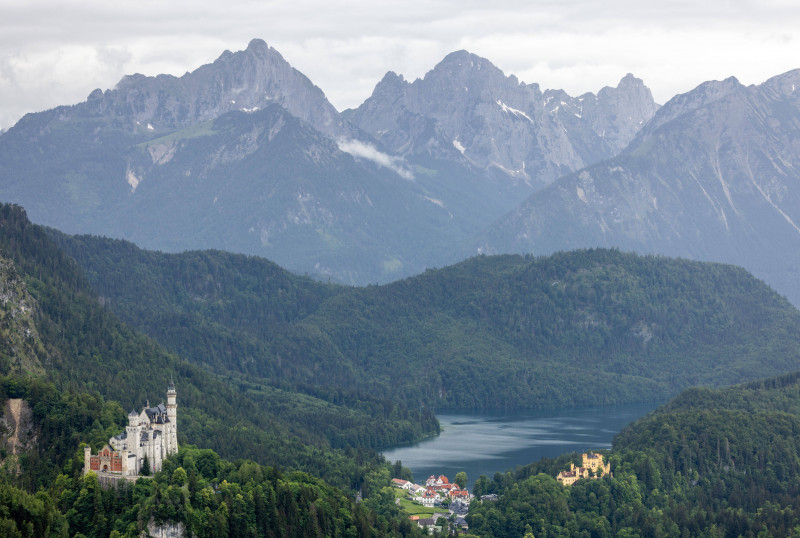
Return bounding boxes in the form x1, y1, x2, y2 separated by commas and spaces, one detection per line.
84, 380, 178, 484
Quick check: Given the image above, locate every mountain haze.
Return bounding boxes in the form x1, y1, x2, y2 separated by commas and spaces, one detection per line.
475, 69, 800, 304
0, 40, 657, 284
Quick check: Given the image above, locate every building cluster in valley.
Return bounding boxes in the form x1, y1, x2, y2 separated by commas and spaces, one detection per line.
83, 381, 178, 487
556, 452, 611, 486
392, 474, 471, 532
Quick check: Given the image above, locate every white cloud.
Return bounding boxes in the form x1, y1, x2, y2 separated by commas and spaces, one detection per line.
337, 139, 414, 180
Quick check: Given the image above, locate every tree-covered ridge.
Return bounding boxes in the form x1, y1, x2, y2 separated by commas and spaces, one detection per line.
0, 204, 437, 490
613, 371, 800, 489
465, 371, 800, 537
52, 229, 800, 408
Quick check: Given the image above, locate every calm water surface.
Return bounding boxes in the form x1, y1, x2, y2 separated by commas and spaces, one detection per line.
382, 402, 659, 489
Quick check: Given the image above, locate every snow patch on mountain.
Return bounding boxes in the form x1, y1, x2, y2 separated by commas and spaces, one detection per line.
496, 100, 533, 123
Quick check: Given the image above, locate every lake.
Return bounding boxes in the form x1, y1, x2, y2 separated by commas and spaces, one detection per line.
382, 402, 659, 489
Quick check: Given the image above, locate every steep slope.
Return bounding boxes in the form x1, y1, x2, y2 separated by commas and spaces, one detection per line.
95, 104, 464, 283
0, 79, 467, 283
81, 38, 346, 137
52, 232, 800, 409
0, 204, 437, 487
1, 41, 557, 285
475, 69, 800, 304
0, 377, 424, 537
0, 38, 351, 230
346, 51, 658, 189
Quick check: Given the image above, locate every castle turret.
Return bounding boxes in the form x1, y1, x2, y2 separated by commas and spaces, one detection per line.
166, 378, 177, 455
84, 445, 91, 474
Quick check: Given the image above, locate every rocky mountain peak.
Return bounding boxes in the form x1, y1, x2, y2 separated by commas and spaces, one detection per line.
246, 37, 270, 53
369, 71, 408, 102
617, 73, 642, 88
422, 50, 515, 95
639, 76, 744, 136
348, 50, 658, 189
87, 39, 346, 138
588, 73, 659, 153
761, 68, 800, 99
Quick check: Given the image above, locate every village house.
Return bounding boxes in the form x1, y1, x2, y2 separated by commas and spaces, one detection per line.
409, 483, 427, 494
391, 478, 412, 490
450, 487, 470, 500
416, 516, 442, 533
426, 474, 450, 487
414, 491, 438, 507
391, 478, 427, 495
556, 452, 611, 486
439, 482, 459, 494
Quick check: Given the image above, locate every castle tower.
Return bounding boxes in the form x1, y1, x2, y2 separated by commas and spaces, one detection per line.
166, 378, 177, 455
126, 409, 142, 472
84, 445, 91, 474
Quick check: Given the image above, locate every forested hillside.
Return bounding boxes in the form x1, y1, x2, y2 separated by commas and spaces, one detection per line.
465, 370, 800, 536
7, 199, 800, 535
0, 204, 437, 491
53, 231, 800, 408
0, 375, 424, 537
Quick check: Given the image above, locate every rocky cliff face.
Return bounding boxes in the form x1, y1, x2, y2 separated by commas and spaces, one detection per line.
0, 398, 36, 473
0, 256, 45, 375
347, 51, 658, 188
474, 69, 800, 304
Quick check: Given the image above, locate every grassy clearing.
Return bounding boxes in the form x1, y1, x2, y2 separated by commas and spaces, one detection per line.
135, 120, 216, 148
394, 490, 441, 517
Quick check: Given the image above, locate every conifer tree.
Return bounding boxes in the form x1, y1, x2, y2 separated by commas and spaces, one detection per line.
140, 455, 151, 476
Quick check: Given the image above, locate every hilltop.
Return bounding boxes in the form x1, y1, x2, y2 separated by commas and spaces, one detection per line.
52, 230, 800, 409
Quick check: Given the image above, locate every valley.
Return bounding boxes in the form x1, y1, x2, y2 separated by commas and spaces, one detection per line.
1, 34, 800, 537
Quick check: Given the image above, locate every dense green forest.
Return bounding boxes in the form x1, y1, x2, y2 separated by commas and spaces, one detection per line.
0, 204, 437, 491
465, 370, 800, 536
0, 375, 426, 537
8, 199, 800, 536
52, 230, 800, 408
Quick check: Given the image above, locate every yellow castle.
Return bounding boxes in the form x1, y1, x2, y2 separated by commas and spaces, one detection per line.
556, 452, 611, 486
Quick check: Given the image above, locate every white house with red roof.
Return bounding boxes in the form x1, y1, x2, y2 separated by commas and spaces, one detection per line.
414, 491, 438, 507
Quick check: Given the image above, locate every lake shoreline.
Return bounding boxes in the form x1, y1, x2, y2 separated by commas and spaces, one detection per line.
382, 401, 660, 489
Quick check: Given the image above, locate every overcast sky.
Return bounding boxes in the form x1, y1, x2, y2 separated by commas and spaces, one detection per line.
0, 0, 797, 131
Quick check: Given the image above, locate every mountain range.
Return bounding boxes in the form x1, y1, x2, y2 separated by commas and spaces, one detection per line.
474, 69, 800, 304
344, 50, 657, 189
0, 39, 658, 285
0, 38, 799, 305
